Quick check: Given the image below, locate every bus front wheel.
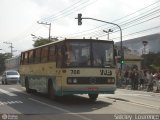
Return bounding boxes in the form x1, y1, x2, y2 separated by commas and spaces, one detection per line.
88, 94, 98, 102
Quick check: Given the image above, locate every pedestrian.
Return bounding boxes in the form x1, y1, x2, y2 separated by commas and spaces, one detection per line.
139, 70, 144, 90
124, 69, 129, 86
146, 70, 153, 92
130, 68, 139, 90
153, 70, 160, 92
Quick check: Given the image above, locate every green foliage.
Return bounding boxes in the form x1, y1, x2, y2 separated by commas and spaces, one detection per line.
142, 52, 160, 69
33, 37, 58, 47
0, 53, 11, 74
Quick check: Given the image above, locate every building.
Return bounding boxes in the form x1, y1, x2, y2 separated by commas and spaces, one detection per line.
123, 53, 143, 70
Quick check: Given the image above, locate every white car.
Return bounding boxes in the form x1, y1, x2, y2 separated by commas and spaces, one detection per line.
1, 70, 20, 85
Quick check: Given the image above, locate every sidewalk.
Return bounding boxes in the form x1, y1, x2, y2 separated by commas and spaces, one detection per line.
118, 84, 160, 94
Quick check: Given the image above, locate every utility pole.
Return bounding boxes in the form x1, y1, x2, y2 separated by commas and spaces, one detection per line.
37, 21, 51, 41
3, 42, 13, 57
103, 29, 113, 40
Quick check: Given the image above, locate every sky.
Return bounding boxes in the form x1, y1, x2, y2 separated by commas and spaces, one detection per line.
0, 0, 160, 56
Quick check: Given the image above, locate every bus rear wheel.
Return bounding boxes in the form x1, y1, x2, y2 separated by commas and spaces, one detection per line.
88, 94, 98, 102
25, 78, 32, 93
48, 79, 57, 100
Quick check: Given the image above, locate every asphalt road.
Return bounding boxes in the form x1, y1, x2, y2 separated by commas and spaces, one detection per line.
0, 83, 160, 120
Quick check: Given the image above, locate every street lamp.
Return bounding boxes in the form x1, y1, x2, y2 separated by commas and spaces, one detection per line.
142, 41, 148, 55
37, 21, 51, 41
103, 29, 113, 40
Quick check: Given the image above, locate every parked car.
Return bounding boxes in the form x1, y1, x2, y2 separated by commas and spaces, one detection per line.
1, 70, 20, 85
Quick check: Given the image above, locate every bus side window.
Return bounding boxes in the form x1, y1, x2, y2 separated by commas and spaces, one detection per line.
28, 50, 34, 64
56, 45, 63, 68
35, 48, 41, 63
41, 46, 49, 63
24, 52, 29, 64
20, 53, 24, 65
48, 45, 56, 62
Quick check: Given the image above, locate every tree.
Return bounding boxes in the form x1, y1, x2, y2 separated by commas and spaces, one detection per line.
33, 37, 58, 47
141, 52, 160, 69
0, 53, 11, 74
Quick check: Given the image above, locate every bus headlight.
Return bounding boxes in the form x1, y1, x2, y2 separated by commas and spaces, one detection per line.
107, 78, 115, 84
68, 78, 72, 84
73, 78, 78, 84
108, 79, 111, 83
67, 78, 78, 84
111, 79, 115, 83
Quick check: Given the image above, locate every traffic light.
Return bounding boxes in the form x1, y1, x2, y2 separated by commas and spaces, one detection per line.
78, 13, 82, 25
121, 59, 124, 64
120, 53, 124, 64
116, 54, 124, 64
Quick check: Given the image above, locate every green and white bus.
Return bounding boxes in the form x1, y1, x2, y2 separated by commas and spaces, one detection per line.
20, 39, 117, 101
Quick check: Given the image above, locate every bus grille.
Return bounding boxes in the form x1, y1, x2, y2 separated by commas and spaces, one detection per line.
67, 77, 115, 84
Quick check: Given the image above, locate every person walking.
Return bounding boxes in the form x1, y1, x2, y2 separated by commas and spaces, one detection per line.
139, 70, 144, 90
146, 71, 153, 92
130, 68, 139, 90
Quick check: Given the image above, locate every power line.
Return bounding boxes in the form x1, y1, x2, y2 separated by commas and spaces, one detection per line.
40, 0, 86, 22
97, 14, 160, 39
63, 0, 160, 38
40, 0, 98, 22
111, 25, 160, 40
73, 6, 160, 38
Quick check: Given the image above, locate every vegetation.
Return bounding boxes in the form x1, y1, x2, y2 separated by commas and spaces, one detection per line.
0, 53, 11, 74
33, 37, 58, 47
141, 52, 160, 70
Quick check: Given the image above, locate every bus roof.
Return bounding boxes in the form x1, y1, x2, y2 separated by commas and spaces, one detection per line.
21, 38, 114, 53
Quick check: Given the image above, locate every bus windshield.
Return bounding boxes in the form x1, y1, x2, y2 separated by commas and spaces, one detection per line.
64, 41, 114, 67
92, 42, 114, 67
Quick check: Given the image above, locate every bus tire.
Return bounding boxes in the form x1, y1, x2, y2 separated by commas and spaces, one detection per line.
48, 79, 56, 100
2, 80, 4, 85
88, 94, 98, 102
25, 77, 32, 93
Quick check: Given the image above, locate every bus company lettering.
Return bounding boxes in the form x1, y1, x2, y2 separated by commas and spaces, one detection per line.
100, 69, 112, 75
70, 70, 80, 75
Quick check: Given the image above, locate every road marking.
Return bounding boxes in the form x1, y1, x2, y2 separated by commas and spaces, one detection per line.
0, 101, 23, 106
0, 88, 17, 96
117, 93, 151, 97
103, 96, 160, 110
129, 101, 160, 110
9, 88, 22, 92
29, 98, 92, 120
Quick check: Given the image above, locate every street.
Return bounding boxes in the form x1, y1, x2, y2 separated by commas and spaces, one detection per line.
0, 83, 160, 120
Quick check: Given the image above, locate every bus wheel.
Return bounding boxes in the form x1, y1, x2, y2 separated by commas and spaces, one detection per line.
25, 78, 31, 93
48, 79, 56, 100
88, 94, 98, 102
